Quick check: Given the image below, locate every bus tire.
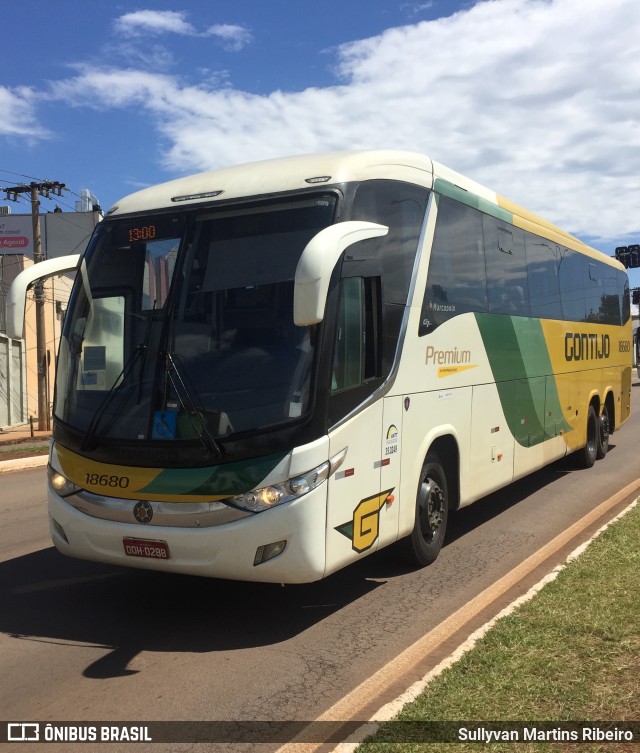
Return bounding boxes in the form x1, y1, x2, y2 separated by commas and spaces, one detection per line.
576, 405, 598, 468
403, 453, 449, 567
596, 404, 610, 459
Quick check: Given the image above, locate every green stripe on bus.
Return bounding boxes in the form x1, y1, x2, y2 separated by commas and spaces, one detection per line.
475, 314, 572, 447
434, 178, 513, 224
139, 451, 290, 496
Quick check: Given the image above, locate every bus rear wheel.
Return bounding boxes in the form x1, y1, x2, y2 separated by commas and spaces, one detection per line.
576, 404, 598, 468
596, 404, 610, 459
403, 453, 449, 567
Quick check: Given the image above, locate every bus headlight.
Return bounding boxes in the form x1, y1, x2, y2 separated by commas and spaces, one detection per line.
47, 464, 82, 497
226, 448, 347, 513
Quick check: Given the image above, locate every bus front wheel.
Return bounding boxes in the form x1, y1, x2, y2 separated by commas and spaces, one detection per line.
403, 453, 449, 567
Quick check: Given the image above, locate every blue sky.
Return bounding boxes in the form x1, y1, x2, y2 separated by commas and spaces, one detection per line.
2, 0, 640, 281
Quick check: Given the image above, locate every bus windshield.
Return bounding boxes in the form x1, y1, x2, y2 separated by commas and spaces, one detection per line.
54, 194, 338, 444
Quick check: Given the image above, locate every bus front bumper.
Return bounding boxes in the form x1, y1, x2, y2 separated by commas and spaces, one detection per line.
48, 485, 328, 584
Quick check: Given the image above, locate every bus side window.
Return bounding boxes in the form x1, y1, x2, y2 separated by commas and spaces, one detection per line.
419, 197, 487, 336
525, 233, 562, 319
483, 215, 529, 316
331, 276, 381, 393
558, 248, 587, 322
620, 272, 630, 325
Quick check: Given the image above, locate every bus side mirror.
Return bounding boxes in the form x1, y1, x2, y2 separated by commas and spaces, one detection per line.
293, 221, 388, 326
6, 254, 81, 339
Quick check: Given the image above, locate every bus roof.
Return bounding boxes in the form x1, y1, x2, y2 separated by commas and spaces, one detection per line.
107, 149, 622, 271
106, 150, 434, 216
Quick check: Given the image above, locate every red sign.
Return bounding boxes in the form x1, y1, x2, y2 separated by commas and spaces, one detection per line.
0, 236, 29, 248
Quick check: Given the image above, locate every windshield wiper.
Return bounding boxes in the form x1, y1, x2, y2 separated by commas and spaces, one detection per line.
165, 351, 223, 458
81, 304, 158, 452
80, 343, 147, 451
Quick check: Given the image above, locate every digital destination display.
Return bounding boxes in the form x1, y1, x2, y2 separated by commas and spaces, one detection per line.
128, 225, 157, 242
111, 215, 184, 248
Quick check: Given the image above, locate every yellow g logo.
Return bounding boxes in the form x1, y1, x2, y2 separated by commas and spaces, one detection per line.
335, 489, 394, 553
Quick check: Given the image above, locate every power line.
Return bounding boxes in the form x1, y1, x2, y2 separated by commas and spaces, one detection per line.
1, 180, 67, 430
0, 169, 89, 202
1, 181, 101, 217
0, 168, 49, 183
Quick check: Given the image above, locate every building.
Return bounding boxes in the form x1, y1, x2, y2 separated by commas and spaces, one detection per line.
0, 207, 100, 429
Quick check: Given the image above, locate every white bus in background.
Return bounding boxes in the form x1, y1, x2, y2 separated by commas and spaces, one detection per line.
9, 150, 632, 583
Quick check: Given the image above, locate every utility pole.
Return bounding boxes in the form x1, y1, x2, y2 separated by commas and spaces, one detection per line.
1, 180, 66, 430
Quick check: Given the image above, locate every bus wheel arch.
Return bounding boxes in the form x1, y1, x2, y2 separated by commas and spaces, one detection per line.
604, 391, 616, 433
401, 434, 459, 568
428, 434, 460, 511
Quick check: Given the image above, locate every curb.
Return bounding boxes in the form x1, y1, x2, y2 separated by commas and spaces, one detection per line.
0, 455, 49, 474
326, 495, 640, 753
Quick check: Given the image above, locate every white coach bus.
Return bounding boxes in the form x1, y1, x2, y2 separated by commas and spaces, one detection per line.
9, 150, 632, 582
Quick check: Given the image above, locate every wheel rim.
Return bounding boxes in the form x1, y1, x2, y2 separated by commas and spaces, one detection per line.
587, 413, 597, 454
600, 411, 610, 446
418, 477, 445, 541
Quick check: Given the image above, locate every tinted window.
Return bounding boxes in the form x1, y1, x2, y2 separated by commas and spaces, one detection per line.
419, 194, 626, 331
198, 197, 336, 290
584, 260, 606, 323
420, 197, 487, 334
483, 215, 529, 316
328, 275, 383, 425
600, 266, 622, 325
331, 278, 364, 392
350, 180, 429, 304
559, 249, 587, 322
620, 271, 630, 324
526, 233, 563, 319
350, 180, 429, 372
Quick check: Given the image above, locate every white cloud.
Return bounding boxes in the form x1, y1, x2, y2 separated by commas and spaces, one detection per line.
106, 42, 176, 71
40, 0, 640, 239
112, 10, 252, 51
401, 2, 438, 15
0, 86, 49, 139
114, 10, 197, 37
205, 24, 253, 51
48, 69, 174, 110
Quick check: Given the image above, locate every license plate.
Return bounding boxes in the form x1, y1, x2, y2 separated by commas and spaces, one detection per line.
123, 537, 170, 560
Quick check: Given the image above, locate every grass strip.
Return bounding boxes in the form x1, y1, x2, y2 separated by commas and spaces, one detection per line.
0, 444, 49, 458
360, 501, 640, 752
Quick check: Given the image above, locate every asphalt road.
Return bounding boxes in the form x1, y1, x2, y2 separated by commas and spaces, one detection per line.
2, 384, 640, 752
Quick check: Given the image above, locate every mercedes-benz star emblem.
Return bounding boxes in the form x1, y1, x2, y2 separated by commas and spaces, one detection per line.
133, 501, 153, 524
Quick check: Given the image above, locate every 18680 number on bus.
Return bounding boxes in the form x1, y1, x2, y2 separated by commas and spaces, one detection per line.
85, 473, 130, 489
